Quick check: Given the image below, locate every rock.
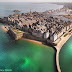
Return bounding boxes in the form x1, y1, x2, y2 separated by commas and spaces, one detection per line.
0, 18, 3, 23
13, 10, 20, 12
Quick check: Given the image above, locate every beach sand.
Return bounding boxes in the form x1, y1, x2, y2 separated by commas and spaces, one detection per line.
1, 25, 44, 46
21, 38, 43, 45
2, 25, 8, 31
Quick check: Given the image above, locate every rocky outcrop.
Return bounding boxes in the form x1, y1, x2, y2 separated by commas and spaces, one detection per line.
13, 10, 20, 12
0, 18, 3, 23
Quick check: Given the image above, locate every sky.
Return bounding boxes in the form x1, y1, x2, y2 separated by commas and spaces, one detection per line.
0, 0, 72, 2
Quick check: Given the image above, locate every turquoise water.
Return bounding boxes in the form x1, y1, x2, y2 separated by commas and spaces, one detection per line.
0, 2, 63, 72
0, 23, 56, 72
59, 36, 72, 72
0, 2, 72, 72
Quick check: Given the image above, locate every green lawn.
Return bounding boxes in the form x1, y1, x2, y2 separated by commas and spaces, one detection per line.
64, 33, 68, 37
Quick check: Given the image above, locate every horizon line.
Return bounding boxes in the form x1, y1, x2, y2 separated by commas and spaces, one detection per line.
1, 1, 72, 3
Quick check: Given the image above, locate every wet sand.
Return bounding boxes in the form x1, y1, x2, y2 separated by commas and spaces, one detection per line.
21, 38, 43, 45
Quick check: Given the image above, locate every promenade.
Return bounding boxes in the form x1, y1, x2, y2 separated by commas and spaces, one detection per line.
54, 30, 72, 72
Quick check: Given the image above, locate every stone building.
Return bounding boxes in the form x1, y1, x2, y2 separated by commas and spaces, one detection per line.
50, 32, 58, 42
8, 28, 24, 40
43, 31, 49, 39
32, 30, 44, 38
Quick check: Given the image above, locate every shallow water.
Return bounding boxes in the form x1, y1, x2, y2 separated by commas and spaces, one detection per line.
0, 2, 64, 72
0, 23, 56, 72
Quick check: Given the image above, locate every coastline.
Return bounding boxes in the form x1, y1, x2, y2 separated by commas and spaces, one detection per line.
2, 25, 72, 72
0, 2, 72, 72
21, 38, 43, 45
55, 33, 72, 50
1, 25, 8, 32
1, 25, 46, 46
55, 33, 72, 72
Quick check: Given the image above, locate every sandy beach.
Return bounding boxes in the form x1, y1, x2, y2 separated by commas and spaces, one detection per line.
1, 25, 45, 46
21, 38, 43, 45
2, 25, 8, 32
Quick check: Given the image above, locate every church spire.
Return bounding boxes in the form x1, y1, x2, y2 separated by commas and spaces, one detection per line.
30, 9, 32, 16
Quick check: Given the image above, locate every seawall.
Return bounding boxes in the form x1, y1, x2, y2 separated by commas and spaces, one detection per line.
55, 33, 72, 72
